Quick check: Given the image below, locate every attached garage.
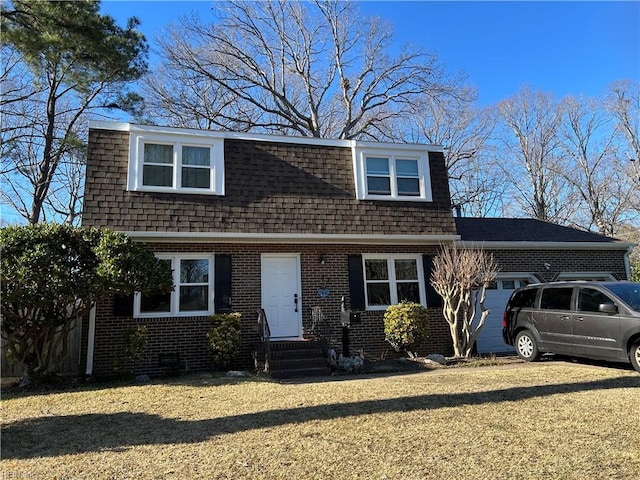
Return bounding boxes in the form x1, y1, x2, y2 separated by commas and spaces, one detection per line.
454, 217, 634, 356
476, 276, 535, 354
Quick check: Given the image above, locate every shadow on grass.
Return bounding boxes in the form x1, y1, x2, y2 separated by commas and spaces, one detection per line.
2, 375, 638, 459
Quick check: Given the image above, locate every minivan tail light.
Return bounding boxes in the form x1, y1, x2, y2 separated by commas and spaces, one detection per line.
502, 311, 508, 327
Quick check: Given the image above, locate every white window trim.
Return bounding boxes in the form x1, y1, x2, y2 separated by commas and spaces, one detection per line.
134, 253, 215, 318
488, 273, 540, 290
362, 254, 427, 310
128, 132, 225, 195
556, 272, 616, 281
353, 147, 433, 202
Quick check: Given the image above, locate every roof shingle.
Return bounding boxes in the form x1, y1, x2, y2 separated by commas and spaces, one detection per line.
454, 217, 618, 243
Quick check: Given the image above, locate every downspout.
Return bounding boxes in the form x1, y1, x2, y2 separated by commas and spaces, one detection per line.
85, 306, 96, 376
624, 245, 634, 280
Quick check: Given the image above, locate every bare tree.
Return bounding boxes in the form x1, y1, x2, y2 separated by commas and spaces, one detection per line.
402, 90, 505, 216
1, 1, 147, 224
143, 0, 459, 140
497, 86, 574, 223
607, 80, 640, 165
430, 245, 499, 358
558, 95, 638, 236
1, 65, 88, 224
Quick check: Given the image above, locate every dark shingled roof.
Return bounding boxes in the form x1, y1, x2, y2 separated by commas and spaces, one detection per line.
455, 217, 618, 243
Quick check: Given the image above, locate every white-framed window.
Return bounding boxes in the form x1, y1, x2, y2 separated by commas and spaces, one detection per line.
134, 254, 215, 318
363, 254, 426, 310
353, 147, 432, 201
128, 132, 225, 195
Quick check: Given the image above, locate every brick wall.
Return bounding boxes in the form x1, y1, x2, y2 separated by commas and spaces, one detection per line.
84, 243, 452, 378
83, 243, 628, 378
488, 249, 628, 281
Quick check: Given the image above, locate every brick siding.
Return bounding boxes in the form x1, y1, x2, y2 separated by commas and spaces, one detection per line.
83, 243, 450, 378
488, 249, 628, 282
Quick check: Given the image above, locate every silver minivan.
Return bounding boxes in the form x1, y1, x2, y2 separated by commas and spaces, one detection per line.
502, 281, 640, 372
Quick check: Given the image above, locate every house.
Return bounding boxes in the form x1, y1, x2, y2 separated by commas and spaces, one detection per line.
80, 122, 633, 377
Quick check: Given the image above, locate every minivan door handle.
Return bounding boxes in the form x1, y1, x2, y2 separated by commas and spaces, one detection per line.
575, 316, 584, 322
560, 315, 570, 321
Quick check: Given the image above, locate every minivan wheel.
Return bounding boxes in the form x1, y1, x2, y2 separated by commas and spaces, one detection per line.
630, 340, 640, 373
515, 331, 540, 362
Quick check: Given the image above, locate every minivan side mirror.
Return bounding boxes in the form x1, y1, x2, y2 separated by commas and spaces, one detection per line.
599, 303, 618, 314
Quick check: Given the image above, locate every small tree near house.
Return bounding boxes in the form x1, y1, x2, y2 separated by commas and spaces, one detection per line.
430, 245, 499, 358
1, 224, 173, 385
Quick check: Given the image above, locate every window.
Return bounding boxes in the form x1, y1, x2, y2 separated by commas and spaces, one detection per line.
366, 157, 391, 195
143, 144, 173, 187
363, 255, 425, 309
509, 288, 538, 309
604, 283, 640, 312
540, 287, 573, 311
354, 147, 433, 201
129, 132, 225, 195
135, 254, 215, 317
181, 146, 211, 189
578, 288, 613, 312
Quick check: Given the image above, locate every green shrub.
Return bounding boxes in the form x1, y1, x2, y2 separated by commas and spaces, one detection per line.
383, 301, 429, 354
207, 313, 242, 369
113, 325, 148, 373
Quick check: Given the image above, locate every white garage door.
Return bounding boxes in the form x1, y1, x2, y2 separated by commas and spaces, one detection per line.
476, 277, 533, 354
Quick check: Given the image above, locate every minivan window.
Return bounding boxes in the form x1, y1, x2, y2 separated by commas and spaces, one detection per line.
509, 288, 537, 308
578, 288, 612, 312
604, 283, 640, 312
540, 287, 573, 310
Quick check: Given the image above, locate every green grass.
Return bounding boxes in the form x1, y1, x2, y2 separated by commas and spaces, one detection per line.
2, 363, 638, 479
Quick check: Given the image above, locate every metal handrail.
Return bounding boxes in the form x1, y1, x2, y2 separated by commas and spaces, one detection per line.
257, 309, 271, 373
311, 306, 332, 348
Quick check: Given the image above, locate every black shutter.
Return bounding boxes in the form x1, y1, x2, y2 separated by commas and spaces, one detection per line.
113, 293, 134, 317
214, 254, 233, 313
422, 254, 443, 308
348, 254, 365, 310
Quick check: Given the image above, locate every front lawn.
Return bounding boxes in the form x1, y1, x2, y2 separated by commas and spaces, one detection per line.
2, 363, 638, 479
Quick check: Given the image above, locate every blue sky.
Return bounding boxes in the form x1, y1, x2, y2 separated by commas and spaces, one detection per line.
100, 0, 640, 105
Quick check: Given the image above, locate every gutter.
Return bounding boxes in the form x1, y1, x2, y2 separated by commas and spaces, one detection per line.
123, 231, 461, 245
454, 240, 634, 251
624, 244, 635, 280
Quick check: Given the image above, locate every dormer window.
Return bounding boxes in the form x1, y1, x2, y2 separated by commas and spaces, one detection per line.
366, 157, 421, 197
354, 146, 433, 201
128, 132, 225, 195
143, 143, 173, 187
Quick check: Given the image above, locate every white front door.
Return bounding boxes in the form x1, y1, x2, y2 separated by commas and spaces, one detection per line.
261, 254, 302, 339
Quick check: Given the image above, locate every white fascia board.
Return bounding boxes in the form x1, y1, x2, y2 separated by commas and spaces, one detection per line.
455, 240, 634, 250
354, 140, 444, 153
88, 121, 442, 151
123, 231, 460, 245
89, 120, 131, 131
